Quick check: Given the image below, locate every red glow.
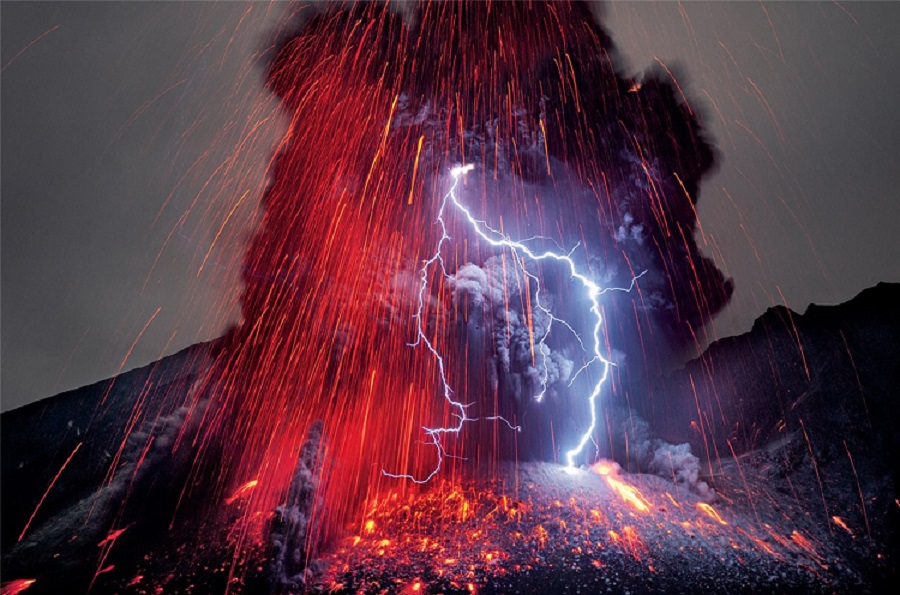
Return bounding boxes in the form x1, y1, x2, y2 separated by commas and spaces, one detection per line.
97, 526, 129, 548
59, 2, 849, 591
0, 580, 36, 595
225, 479, 259, 505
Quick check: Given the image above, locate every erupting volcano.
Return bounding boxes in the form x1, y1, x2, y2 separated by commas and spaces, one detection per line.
2, 2, 898, 594
203, 0, 732, 555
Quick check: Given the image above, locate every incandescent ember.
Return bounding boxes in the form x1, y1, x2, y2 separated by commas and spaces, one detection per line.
312, 462, 872, 594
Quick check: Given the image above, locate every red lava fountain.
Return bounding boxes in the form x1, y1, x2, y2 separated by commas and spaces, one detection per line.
185, 0, 730, 559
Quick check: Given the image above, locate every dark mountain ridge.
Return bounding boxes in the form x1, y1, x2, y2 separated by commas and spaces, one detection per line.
648, 282, 899, 459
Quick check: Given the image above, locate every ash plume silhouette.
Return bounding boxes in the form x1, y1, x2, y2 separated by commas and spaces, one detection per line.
208, 0, 732, 540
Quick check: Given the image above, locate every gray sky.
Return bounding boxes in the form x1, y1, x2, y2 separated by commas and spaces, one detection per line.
3, 1, 899, 411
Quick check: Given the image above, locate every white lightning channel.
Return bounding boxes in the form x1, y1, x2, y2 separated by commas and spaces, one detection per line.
384, 164, 644, 482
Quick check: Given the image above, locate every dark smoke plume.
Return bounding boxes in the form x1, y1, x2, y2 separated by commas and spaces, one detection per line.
267, 421, 327, 591
451, 257, 574, 403
258, 1, 731, 356
200, 0, 734, 540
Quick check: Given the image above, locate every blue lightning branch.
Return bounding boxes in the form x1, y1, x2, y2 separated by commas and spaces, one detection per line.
384, 164, 645, 482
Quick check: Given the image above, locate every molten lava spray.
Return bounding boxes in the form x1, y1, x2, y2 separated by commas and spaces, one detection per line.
187, 0, 731, 557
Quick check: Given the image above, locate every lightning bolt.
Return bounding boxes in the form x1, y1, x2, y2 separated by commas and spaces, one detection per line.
384, 164, 644, 482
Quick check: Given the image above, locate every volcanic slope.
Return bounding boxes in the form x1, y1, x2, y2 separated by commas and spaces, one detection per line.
309, 460, 882, 595
2, 284, 898, 594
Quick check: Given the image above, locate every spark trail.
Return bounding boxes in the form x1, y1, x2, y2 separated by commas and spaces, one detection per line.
385, 164, 645, 482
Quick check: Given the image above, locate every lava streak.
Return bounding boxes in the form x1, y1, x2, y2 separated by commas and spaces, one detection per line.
0, 580, 36, 595
590, 460, 651, 512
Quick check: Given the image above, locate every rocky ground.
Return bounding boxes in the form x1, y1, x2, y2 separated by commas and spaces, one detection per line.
308, 461, 889, 594
33, 458, 886, 595
3, 284, 898, 594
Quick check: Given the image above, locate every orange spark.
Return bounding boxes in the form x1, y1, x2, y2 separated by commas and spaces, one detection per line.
18, 442, 82, 542
589, 460, 615, 476
832, 516, 854, 537
606, 476, 651, 512
407, 135, 425, 205
697, 502, 728, 526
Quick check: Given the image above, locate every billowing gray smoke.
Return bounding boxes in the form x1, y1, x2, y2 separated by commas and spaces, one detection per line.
608, 408, 714, 500
267, 420, 326, 592
451, 257, 574, 403
265, 1, 733, 358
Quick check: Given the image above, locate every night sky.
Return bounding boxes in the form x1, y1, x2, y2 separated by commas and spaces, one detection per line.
2, 1, 899, 412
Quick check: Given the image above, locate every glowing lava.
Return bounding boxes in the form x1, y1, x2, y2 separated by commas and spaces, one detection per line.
697, 502, 728, 525
317, 463, 845, 593
590, 460, 652, 512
